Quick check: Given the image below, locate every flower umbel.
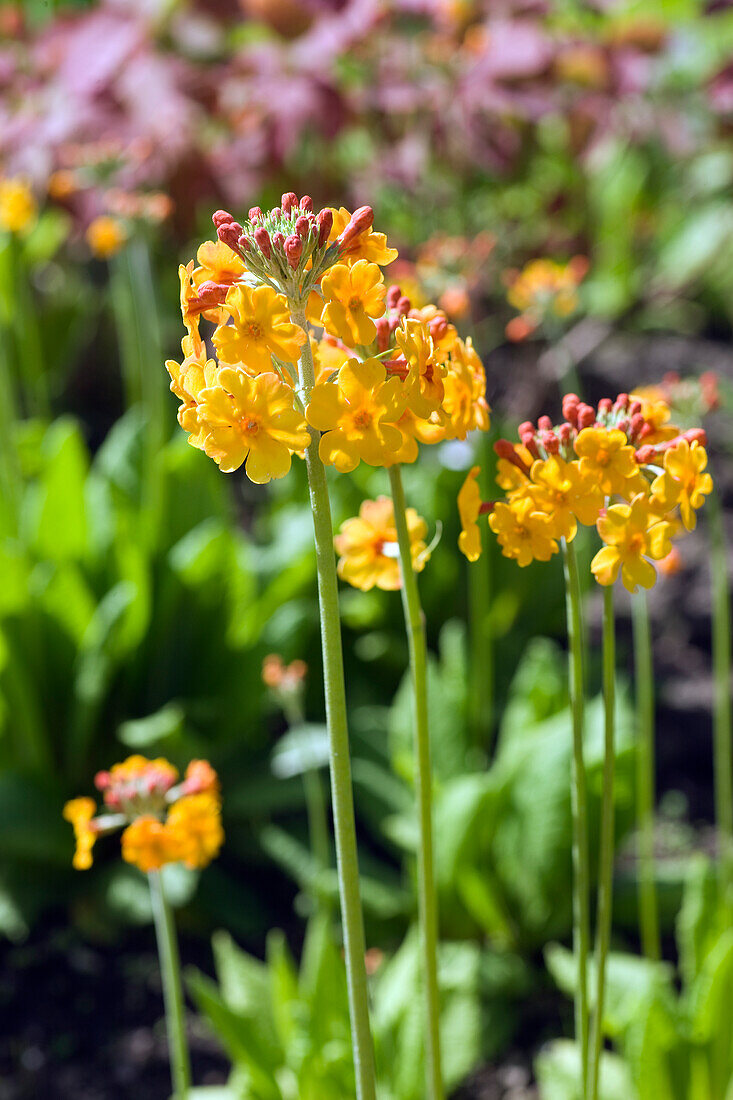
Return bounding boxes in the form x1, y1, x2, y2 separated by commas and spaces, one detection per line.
63, 756, 223, 873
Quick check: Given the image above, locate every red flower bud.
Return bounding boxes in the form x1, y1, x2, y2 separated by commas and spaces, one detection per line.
542, 430, 560, 454
397, 295, 411, 315
577, 404, 596, 429
376, 317, 390, 352
558, 422, 572, 444
635, 444, 657, 464
217, 222, 243, 251
495, 438, 534, 471
295, 215, 311, 239
272, 231, 285, 249
336, 205, 374, 252
562, 393, 580, 422
629, 400, 642, 418
429, 316, 448, 341
616, 418, 630, 436
316, 208, 333, 247
285, 235, 303, 268
597, 397, 613, 416
629, 412, 645, 437
300, 195, 313, 213
212, 209, 234, 229
684, 427, 707, 446
281, 192, 298, 215
386, 284, 401, 309
614, 392, 630, 411
253, 227, 272, 258
538, 415, 553, 432
248, 206, 263, 222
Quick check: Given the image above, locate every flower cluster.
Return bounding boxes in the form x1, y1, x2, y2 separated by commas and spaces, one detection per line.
335, 497, 430, 592
504, 257, 589, 342
63, 756, 223, 873
0, 176, 37, 234
459, 390, 713, 592
167, 195, 490, 483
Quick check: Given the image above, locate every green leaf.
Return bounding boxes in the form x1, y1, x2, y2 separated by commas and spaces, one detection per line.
266, 929, 299, 1050
686, 929, 733, 1043
118, 703, 185, 749
676, 855, 724, 991
535, 1039, 636, 1100
271, 725, 329, 779
23, 419, 89, 562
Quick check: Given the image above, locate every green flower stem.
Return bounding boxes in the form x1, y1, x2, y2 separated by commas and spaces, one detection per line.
291, 307, 377, 1100
561, 539, 590, 1085
388, 462, 444, 1100
631, 591, 660, 960
148, 870, 192, 1100
588, 584, 617, 1100
709, 488, 733, 895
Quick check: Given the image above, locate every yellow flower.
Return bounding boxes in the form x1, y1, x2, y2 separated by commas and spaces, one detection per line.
320, 260, 386, 347
489, 494, 559, 566
528, 456, 604, 540
496, 445, 533, 492
507, 258, 583, 318
335, 497, 429, 591
651, 440, 712, 531
395, 317, 445, 419
306, 357, 406, 473
458, 466, 482, 562
591, 495, 673, 593
313, 336, 351, 382
329, 207, 398, 266
574, 427, 639, 497
86, 215, 127, 258
0, 177, 37, 233
441, 337, 490, 439
193, 238, 246, 288
630, 386, 678, 444
179, 261, 206, 353
63, 798, 97, 870
198, 368, 311, 482
166, 793, 224, 870
213, 284, 306, 372
410, 304, 459, 363
166, 338, 219, 449
121, 815, 179, 873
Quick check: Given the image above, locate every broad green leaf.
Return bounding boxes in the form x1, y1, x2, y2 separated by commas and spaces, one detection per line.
23, 419, 89, 562
535, 1039, 636, 1100
271, 725, 329, 779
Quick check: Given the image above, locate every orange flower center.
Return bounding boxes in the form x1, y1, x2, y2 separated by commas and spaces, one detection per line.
245, 321, 264, 340
596, 449, 609, 466
352, 409, 372, 430
348, 296, 362, 311
239, 416, 261, 436
628, 533, 645, 554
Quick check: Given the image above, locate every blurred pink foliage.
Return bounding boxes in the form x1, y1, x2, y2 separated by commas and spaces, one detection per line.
0, 0, 729, 231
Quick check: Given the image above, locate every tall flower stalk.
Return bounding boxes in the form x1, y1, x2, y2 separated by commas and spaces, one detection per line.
291, 305, 377, 1100
388, 462, 443, 1100
149, 870, 192, 1100
709, 488, 733, 897
588, 585, 617, 1100
631, 591, 660, 960
562, 539, 591, 1085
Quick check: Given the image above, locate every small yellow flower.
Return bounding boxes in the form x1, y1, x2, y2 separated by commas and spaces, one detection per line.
86, 215, 127, 258
0, 177, 37, 233
63, 798, 97, 870
198, 367, 311, 482
329, 207, 398, 266
166, 793, 224, 870
441, 337, 490, 439
213, 284, 306, 372
121, 815, 178, 873
574, 427, 639, 497
651, 440, 713, 531
166, 338, 219, 450
313, 336, 351, 382
306, 357, 406, 473
335, 497, 429, 591
395, 317, 446, 419
193, 238, 246, 288
320, 260, 386, 347
591, 495, 673, 593
489, 494, 559, 566
458, 466, 483, 562
179, 261, 206, 353
528, 456, 604, 540
410, 304, 459, 363
507, 258, 583, 319
630, 386, 678, 444
496, 445, 533, 492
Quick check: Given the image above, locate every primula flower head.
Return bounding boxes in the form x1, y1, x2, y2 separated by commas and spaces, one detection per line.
592, 495, 673, 593
213, 284, 306, 372
529, 455, 604, 540
320, 260, 386, 348
505, 257, 587, 339
335, 497, 429, 591
0, 177, 37, 234
197, 367, 311, 481
63, 755, 223, 873
306, 357, 406, 473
